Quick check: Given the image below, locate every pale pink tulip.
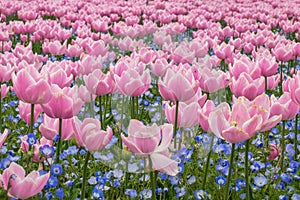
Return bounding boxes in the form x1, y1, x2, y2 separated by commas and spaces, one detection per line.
114, 68, 151, 97
230, 72, 265, 100
78, 55, 102, 75
198, 100, 216, 132
0, 63, 14, 82
84, 69, 115, 96
272, 42, 294, 62
72, 117, 113, 151
0, 84, 9, 99
18, 101, 42, 125
12, 66, 52, 104
164, 101, 200, 128
256, 54, 278, 77
208, 98, 263, 143
1, 162, 49, 199
0, 129, 8, 148
150, 57, 172, 77
287, 71, 300, 105
121, 119, 179, 176
270, 92, 299, 120
158, 68, 197, 102
39, 115, 75, 140
41, 85, 83, 119
41, 65, 73, 88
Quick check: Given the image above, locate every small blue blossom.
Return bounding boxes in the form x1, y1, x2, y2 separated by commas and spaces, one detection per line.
92, 185, 104, 199
254, 174, 267, 187
215, 175, 226, 186
125, 189, 138, 198
50, 163, 63, 176
140, 189, 152, 199
40, 145, 54, 157
27, 133, 37, 146
55, 188, 64, 199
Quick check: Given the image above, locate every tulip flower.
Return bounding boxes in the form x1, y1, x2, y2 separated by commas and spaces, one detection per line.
18, 101, 42, 125
158, 68, 197, 102
0, 129, 8, 148
164, 101, 200, 128
208, 98, 263, 143
41, 85, 83, 119
267, 144, 281, 160
121, 119, 179, 176
1, 162, 50, 199
287, 71, 300, 105
0, 84, 9, 99
39, 115, 75, 141
12, 66, 52, 104
0, 63, 14, 82
198, 100, 216, 132
72, 117, 113, 151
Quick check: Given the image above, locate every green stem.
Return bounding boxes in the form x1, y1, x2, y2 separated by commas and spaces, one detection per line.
202, 136, 214, 190
30, 104, 34, 133
149, 155, 156, 200
131, 96, 135, 119
245, 140, 250, 200
98, 96, 103, 129
295, 114, 298, 160
224, 143, 235, 200
55, 118, 63, 164
264, 76, 268, 93
80, 151, 91, 200
281, 121, 286, 171
173, 101, 179, 149
280, 62, 283, 95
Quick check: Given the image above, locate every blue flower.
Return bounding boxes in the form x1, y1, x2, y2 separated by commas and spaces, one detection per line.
175, 187, 186, 198
56, 188, 64, 199
125, 189, 138, 198
215, 175, 226, 186
194, 190, 210, 200
50, 163, 63, 176
140, 189, 152, 199
188, 175, 196, 185
281, 173, 293, 184
170, 175, 180, 185
279, 195, 288, 200
113, 179, 121, 188
45, 192, 53, 200
27, 133, 37, 146
254, 174, 267, 187
92, 185, 104, 199
291, 194, 300, 200
40, 145, 54, 157
47, 175, 59, 188
159, 172, 168, 181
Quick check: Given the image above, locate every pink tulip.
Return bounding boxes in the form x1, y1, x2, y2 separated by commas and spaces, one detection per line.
0, 129, 8, 148
65, 44, 83, 58
189, 39, 208, 58
72, 117, 113, 151
41, 85, 83, 119
267, 144, 281, 160
32, 137, 53, 162
267, 74, 280, 90
0, 63, 14, 82
78, 55, 102, 75
171, 43, 195, 64
198, 100, 216, 132
272, 42, 294, 62
208, 98, 263, 143
158, 68, 197, 102
214, 43, 234, 60
230, 72, 265, 101
287, 71, 300, 105
0, 84, 9, 99
84, 69, 115, 96
248, 94, 282, 132
138, 48, 156, 65
229, 55, 261, 80
270, 92, 299, 120
164, 101, 200, 128
18, 101, 42, 125
39, 115, 75, 140
121, 119, 179, 176
86, 40, 109, 57
114, 68, 151, 97
150, 57, 172, 77
41, 65, 73, 88
12, 66, 52, 104
256, 54, 278, 77
197, 67, 229, 93
78, 85, 96, 103
43, 40, 67, 56
184, 88, 207, 107
1, 162, 49, 199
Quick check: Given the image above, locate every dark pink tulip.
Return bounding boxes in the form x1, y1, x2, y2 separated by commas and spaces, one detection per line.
121, 119, 179, 176
158, 68, 197, 102
1, 162, 49, 199
267, 144, 280, 160
41, 85, 83, 119
84, 69, 115, 96
73, 117, 113, 151
18, 101, 42, 125
0, 129, 8, 149
12, 66, 52, 104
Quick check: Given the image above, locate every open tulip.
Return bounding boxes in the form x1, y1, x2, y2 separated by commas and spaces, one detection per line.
1, 162, 50, 199
121, 119, 179, 176
72, 117, 113, 151
18, 101, 42, 125
12, 66, 52, 104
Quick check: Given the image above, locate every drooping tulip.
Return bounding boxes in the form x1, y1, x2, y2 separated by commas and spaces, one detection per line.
121, 119, 179, 176
1, 162, 50, 199
72, 117, 113, 151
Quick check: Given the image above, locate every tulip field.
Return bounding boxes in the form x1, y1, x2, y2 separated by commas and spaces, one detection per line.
1, 0, 300, 199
